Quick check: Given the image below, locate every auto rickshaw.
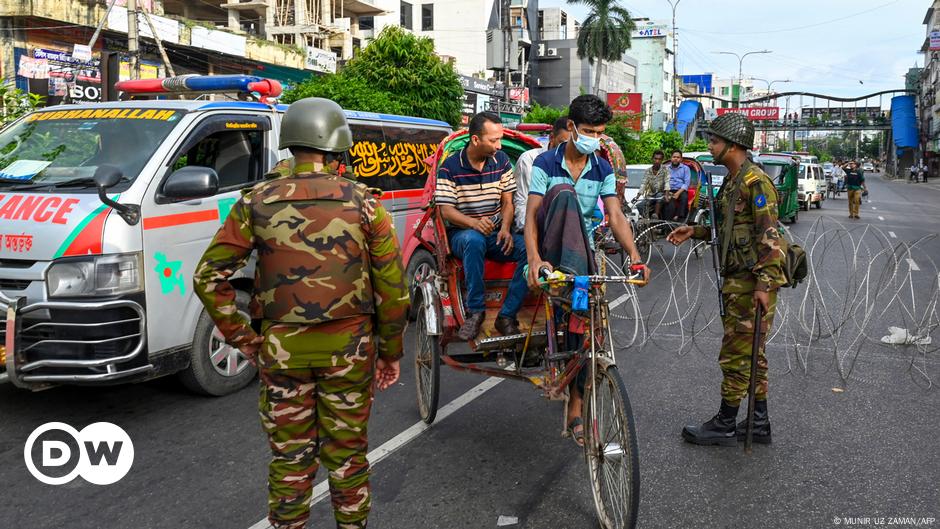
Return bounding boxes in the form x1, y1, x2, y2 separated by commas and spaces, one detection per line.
757, 153, 800, 224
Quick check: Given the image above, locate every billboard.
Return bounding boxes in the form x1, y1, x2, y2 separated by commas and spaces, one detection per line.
716, 107, 779, 120
607, 92, 643, 130
681, 74, 713, 94
631, 21, 668, 39
931, 30, 940, 51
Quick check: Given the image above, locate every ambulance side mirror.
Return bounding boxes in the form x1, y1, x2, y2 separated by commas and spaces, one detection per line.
94, 164, 140, 226
163, 166, 219, 200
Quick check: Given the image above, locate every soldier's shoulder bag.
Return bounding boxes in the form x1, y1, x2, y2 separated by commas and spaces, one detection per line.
777, 228, 807, 288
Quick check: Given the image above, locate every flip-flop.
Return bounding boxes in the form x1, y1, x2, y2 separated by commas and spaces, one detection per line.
567, 416, 585, 447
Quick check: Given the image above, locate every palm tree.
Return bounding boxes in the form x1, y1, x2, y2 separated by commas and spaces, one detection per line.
568, 0, 636, 96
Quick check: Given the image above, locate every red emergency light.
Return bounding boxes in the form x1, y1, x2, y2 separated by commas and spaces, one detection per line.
115, 75, 283, 102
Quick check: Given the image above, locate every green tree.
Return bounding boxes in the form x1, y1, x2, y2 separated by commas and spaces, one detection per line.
523, 103, 568, 124
1, 84, 44, 125
567, 0, 636, 96
284, 26, 463, 126
685, 137, 708, 152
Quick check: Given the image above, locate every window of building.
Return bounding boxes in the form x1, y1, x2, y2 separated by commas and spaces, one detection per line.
538, 10, 544, 39
422, 4, 433, 31
359, 16, 374, 31
400, 1, 413, 29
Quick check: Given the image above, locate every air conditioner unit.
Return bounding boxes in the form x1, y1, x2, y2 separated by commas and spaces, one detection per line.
546, 48, 558, 56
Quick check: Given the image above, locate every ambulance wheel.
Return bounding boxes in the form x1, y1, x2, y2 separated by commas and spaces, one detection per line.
406, 249, 437, 321
181, 290, 257, 396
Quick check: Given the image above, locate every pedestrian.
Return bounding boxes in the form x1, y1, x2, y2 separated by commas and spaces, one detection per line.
844, 161, 866, 219
666, 112, 787, 446
193, 98, 408, 529
638, 150, 669, 219
921, 161, 929, 184
663, 149, 691, 221
513, 117, 570, 232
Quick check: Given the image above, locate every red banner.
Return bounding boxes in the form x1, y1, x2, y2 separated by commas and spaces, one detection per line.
607, 93, 643, 131
716, 107, 779, 120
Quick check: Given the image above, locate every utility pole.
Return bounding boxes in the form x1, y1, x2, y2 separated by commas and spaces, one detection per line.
127, 0, 140, 80
502, 0, 511, 114
667, 0, 681, 128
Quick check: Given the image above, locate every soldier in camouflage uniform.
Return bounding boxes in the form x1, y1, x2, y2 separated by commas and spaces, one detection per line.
666, 112, 787, 447
193, 97, 408, 528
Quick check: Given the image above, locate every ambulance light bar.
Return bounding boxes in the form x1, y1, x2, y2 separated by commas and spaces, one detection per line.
115, 75, 283, 102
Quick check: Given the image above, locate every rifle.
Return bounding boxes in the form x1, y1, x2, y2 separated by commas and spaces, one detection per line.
744, 303, 764, 454
705, 173, 725, 317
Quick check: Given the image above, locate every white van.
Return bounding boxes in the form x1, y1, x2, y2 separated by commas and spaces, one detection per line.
798, 162, 825, 210
0, 75, 450, 394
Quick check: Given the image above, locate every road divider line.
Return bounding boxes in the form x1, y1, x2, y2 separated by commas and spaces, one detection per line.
610, 292, 632, 309
907, 258, 921, 272
878, 216, 885, 221
889, 231, 897, 238
872, 206, 877, 210
247, 377, 504, 529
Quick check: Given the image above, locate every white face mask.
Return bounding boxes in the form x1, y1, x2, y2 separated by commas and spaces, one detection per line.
571, 126, 600, 155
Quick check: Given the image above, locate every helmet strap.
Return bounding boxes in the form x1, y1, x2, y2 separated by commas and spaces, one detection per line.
714, 142, 733, 164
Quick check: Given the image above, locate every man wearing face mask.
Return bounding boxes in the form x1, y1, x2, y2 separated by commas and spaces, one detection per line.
435, 111, 528, 341
662, 149, 691, 221
524, 95, 649, 446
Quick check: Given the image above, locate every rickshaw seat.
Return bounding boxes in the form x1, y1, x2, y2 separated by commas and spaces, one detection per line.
448, 257, 519, 281
482, 260, 518, 280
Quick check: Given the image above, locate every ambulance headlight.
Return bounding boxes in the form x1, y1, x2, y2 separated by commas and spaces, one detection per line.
47, 253, 143, 298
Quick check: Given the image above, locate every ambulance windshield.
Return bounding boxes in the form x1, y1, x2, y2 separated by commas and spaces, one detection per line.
0, 108, 185, 192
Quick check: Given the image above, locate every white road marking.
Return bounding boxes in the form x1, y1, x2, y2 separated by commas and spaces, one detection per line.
609, 291, 632, 309
907, 258, 921, 272
247, 377, 504, 529
889, 231, 897, 238
871, 206, 877, 210
878, 216, 885, 221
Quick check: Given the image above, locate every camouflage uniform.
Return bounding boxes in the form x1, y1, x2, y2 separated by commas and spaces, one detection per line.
194, 160, 408, 529
692, 160, 787, 405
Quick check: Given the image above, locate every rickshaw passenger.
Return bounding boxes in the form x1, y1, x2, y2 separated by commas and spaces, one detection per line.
523, 95, 649, 446
513, 117, 571, 232
435, 111, 529, 341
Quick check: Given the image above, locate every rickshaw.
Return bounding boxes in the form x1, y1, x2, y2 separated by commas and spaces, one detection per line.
405, 129, 647, 529
629, 156, 708, 263
757, 153, 800, 224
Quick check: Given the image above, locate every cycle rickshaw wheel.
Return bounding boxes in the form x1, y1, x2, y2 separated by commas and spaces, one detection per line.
583, 364, 640, 529
412, 302, 440, 424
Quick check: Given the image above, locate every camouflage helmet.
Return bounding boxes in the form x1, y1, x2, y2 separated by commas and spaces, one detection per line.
706, 112, 755, 150
278, 97, 353, 152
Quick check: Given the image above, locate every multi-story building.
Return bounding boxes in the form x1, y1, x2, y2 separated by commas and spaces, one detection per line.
0, 0, 373, 107
919, 0, 939, 176
629, 18, 673, 130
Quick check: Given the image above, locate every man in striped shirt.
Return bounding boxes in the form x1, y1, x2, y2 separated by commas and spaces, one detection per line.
435, 112, 529, 340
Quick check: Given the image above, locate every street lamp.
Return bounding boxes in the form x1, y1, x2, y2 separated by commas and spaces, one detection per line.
750, 78, 791, 94
666, 0, 681, 128
713, 49, 772, 106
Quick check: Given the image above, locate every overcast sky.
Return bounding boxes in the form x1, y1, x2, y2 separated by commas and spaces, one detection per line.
539, 0, 926, 102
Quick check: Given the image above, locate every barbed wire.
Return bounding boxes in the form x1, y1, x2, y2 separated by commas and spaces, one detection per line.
601, 214, 940, 390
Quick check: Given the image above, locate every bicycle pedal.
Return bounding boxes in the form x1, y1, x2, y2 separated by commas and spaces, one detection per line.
545, 350, 576, 362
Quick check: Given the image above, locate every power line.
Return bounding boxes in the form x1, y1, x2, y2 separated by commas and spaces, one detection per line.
679, 0, 902, 36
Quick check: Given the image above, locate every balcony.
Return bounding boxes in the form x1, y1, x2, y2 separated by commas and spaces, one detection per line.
343, 0, 385, 16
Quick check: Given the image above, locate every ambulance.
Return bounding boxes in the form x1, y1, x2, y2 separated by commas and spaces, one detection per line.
0, 75, 450, 394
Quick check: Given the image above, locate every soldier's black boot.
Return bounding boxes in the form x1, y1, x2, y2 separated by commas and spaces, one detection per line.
736, 399, 772, 444
681, 400, 739, 447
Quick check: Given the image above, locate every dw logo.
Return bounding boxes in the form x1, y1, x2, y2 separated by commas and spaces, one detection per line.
23, 422, 134, 485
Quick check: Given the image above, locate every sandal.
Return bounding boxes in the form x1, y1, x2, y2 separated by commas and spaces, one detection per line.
567, 416, 585, 447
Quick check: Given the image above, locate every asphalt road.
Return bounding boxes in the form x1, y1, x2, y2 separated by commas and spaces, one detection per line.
1, 171, 938, 529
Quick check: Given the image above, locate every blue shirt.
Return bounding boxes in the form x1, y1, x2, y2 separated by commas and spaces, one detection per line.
667, 163, 691, 191
528, 142, 617, 235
